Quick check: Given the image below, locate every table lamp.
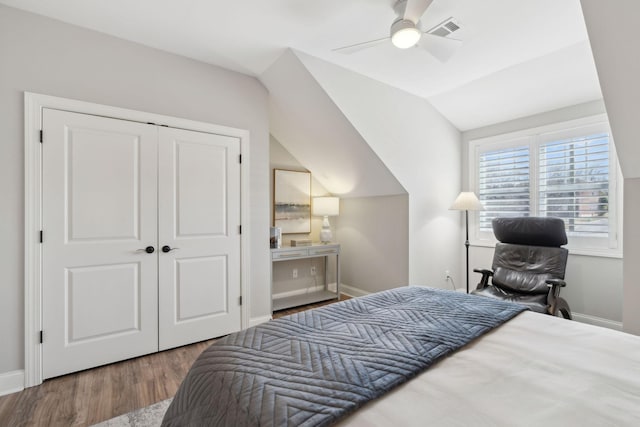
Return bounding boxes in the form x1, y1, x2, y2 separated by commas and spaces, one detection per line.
312, 197, 339, 243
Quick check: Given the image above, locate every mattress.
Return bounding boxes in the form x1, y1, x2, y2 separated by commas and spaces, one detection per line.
339, 310, 640, 426
164, 288, 640, 426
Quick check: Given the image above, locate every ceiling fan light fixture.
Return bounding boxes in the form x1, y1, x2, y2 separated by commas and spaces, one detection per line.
390, 19, 421, 49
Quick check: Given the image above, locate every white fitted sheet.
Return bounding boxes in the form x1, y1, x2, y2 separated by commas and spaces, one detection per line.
339, 311, 640, 426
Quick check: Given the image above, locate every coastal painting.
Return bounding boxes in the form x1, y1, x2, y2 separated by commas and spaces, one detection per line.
274, 169, 311, 234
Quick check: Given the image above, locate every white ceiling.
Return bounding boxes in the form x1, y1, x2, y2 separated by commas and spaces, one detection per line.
0, 0, 603, 130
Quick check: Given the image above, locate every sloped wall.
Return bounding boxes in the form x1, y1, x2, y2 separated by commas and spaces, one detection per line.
580, 1, 640, 180
294, 51, 462, 288
581, 0, 640, 334
269, 136, 410, 296
260, 49, 406, 198
261, 49, 416, 295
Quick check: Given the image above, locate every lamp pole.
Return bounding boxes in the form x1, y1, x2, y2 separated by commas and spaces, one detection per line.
449, 191, 483, 294
464, 209, 470, 294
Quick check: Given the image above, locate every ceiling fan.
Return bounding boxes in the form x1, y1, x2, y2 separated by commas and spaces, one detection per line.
333, 0, 462, 62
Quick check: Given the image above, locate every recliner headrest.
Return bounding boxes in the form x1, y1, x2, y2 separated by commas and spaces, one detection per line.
492, 217, 567, 247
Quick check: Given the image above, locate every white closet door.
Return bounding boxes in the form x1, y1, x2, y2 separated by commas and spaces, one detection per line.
157, 127, 241, 350
42, 109, 159, 379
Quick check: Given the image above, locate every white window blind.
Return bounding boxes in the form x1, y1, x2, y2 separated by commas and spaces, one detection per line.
478, 146, 530, 232
470, 115, 620, 254
539, 134, 609, 237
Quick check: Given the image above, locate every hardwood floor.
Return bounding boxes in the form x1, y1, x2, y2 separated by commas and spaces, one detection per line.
0, 295, 349, 427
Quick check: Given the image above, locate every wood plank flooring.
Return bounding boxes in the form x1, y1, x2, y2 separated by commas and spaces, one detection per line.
0, 295, 349, 427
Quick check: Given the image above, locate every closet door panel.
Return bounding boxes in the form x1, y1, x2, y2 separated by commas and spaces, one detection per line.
158, 127, 241, 350
42, 109, 159, 379
175, 141, 227, 237
175, 256, 228, 320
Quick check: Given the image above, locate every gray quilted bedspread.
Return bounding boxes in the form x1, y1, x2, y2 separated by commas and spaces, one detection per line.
161, 286, 525, 427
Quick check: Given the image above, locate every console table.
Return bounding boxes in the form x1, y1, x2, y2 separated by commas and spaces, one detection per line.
271, 243, 340, 311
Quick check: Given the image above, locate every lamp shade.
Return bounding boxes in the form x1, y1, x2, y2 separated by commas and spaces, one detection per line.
450, 192, 484, 211
313, 197, 339, 217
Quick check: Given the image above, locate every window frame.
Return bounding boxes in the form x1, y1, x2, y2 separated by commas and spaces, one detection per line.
468, 114, 622, 258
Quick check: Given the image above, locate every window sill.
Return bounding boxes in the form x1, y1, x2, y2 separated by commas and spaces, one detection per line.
469, 240, 623, 259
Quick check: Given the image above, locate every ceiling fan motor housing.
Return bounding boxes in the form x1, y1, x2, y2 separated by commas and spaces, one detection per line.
390, 19, 421, 48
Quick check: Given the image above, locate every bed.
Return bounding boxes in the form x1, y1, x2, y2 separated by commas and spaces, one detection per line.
161, 286, 640, 426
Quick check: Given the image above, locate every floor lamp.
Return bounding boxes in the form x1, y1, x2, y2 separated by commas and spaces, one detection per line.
450, 192, 484, 293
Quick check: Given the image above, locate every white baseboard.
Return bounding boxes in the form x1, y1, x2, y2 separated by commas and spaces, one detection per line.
248, 315, 272, 328
273, 285, 326, 300
339, 284, 370, 298
273, 282, 341, 298
0, 370, 24, 397
273, 283, 369, 299
572, 312, 623, 331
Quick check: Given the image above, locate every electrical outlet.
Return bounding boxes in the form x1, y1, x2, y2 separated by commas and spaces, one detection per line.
292, 268, 298, 279
310, 266, 316, 276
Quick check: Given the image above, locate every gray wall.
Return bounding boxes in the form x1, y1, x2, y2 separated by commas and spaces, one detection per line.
581, 0, 640, 334
337, 195, 410, 295
269, 137, 410, 296
270, 135, 330, 297
269, 135, 327, 245
462, 100, 623, 325
264, 51, 459, 293
296, 52, 462, 290
623, 178, 640, 334
468, 246, 622, 323
0, 5, 271, 375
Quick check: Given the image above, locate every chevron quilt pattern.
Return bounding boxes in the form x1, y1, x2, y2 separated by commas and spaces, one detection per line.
162, 286, 526, 427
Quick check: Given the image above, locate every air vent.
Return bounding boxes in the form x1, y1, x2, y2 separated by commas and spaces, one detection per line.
427, 17, 460, 38
444, 20, 460, 33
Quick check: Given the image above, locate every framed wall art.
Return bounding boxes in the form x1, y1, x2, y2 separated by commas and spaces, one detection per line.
273, 169, 311, 234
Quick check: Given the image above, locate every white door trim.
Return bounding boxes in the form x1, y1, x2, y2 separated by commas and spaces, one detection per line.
24, 92, 251, 387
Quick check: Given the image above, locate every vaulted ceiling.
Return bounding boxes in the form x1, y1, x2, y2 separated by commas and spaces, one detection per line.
0, 0, 602, 131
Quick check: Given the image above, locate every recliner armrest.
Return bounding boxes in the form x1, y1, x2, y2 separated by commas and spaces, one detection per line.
546, 278, 567, 288
546, 278, 568, 316
473, 268, 493, 289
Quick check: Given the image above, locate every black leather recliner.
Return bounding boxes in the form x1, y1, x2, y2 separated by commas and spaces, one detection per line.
472, 217, 572, 319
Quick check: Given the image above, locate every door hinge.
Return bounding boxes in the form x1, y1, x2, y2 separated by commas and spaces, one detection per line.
239, 225, 242, 234
239, 296, 242, 306
39, 230, 43, 243
39, 330, 43, 343
39, 130, 43, 143
239, 154, 242, 164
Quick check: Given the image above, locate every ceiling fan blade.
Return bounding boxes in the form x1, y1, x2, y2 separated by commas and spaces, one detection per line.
332, 37, 389, 54
403, 0, 435, 23
418, 33, 462, 62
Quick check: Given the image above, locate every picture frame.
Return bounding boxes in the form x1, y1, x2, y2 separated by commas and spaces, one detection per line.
273, 169, 311, 234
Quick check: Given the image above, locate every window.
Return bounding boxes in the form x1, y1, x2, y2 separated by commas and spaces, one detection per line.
478, 144, 530, 230
538, 134, 610, 237
470, 115, 621, 255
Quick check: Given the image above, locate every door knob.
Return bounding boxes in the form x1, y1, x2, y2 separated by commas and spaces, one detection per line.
162, 245, 180, 253
136, 246, 155, 254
